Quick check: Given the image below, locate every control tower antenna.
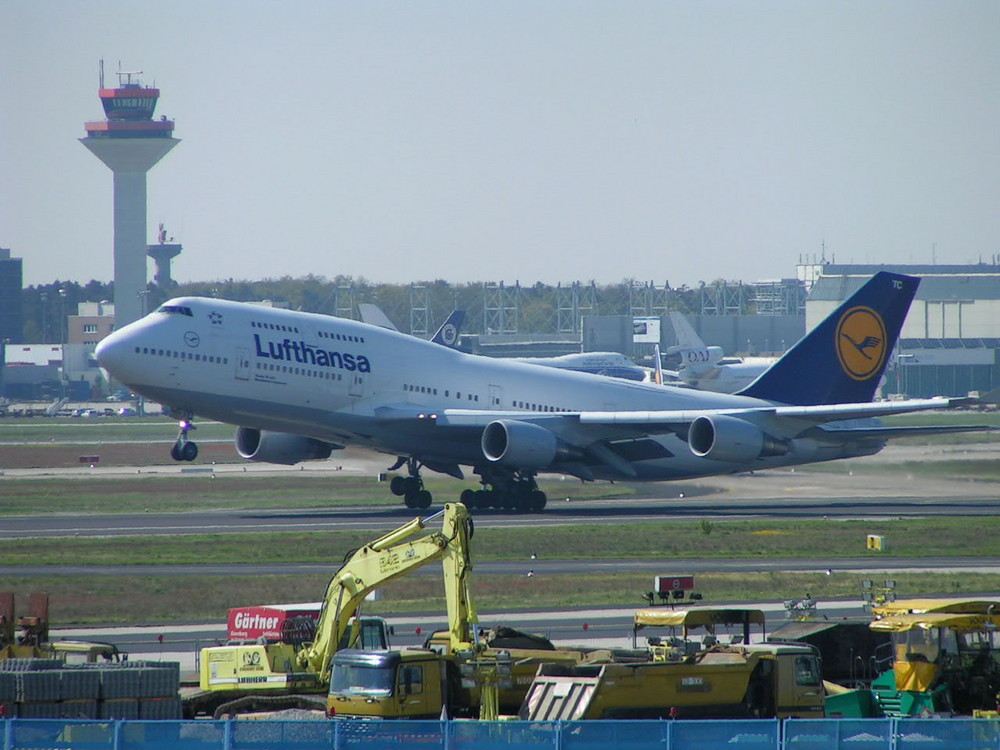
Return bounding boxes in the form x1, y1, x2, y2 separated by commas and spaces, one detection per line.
81, 61, 180, 327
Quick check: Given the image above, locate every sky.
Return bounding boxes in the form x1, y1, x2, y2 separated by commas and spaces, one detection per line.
2, 1, 998, 289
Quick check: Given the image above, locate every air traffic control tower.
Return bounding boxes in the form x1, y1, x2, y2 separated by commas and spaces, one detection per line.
81, 65, 179, 327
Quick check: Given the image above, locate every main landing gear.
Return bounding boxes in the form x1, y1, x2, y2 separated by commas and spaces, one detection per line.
386, 460, 547, 513
460, 467, 547, 513
388, 458, 433, 510
169, 416, 199, 462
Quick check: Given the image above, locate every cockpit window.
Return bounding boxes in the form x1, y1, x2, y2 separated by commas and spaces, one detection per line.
156, 305, 194, 317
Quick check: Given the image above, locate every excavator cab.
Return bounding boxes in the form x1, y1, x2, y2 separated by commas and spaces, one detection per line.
338, 616, 393, 652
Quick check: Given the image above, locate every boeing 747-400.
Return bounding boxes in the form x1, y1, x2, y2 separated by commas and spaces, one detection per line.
96, 272, 992, 512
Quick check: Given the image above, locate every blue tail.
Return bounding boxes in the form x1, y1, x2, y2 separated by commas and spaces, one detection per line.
431, 310, 465, 349
738, 272, 919, 405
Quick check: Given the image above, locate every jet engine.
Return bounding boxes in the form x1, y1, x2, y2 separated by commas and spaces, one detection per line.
235, 428, 336, 465
687, 415, 788, 462
481, 420, 563, 469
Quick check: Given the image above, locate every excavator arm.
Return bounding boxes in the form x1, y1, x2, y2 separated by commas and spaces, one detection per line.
441, 504, 477, 653
299, 503, 473, 681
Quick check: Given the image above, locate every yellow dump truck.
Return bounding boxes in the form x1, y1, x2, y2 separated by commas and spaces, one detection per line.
327, 643, 587, 719
519, 642, 825, 720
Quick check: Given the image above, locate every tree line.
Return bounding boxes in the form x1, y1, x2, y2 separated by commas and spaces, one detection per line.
20, 275, 733, 343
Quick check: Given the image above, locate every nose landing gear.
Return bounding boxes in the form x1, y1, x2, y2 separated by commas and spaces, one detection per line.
170, 418, 199, 462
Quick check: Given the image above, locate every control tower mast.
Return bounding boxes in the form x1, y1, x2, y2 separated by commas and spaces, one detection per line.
81, 61, 179, 327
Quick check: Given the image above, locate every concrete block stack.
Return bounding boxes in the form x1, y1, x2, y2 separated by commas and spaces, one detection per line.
0, 659, 181, 719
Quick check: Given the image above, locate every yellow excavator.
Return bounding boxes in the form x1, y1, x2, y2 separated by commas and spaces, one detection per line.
326, 505, 586, 721
186, 503, 474, 718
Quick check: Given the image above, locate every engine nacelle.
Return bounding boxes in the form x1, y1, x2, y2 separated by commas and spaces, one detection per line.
235, 428, 335, 465
688, 415, 788, 462
481, 420, 560, 469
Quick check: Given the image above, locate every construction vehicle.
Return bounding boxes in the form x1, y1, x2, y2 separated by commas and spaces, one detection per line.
186, 503, 473, 718
326, 504, 594, 720
864, 609, 1000, 717
519, 642, 825, 720
632, 608, 766, 660
809, 599, 1000, 718
1, 591, 49, 661
1, 591, 125, 664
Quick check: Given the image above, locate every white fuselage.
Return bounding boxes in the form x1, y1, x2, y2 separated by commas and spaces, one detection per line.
96, 298, 882, 482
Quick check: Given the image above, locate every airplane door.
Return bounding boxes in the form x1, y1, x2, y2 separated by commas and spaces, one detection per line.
348, 372, 365, 398
489, 384, 503, 408
234, 348, 251, 381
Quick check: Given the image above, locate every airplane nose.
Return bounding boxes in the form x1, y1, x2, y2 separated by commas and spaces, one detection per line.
95, 330, 128, 372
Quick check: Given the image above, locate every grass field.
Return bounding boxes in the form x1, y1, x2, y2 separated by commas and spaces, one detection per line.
5, 570, 999, 626
2, 413, 997, 626
0, 473, 628, 515
3, 516, 1000, 624
3, 517, 999, 565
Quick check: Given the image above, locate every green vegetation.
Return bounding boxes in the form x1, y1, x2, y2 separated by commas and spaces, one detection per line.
801, 458, 1000, 480
0, 475, 628, 515
0, 418, 234, 443
3, 517, 998, 566
6, 571, 999, 626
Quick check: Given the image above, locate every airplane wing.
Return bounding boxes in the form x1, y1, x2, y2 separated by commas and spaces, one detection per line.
380, 393, 990, 441
577, 395, 982, 430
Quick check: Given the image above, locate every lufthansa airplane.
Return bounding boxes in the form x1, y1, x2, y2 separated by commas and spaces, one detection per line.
95, 272, 990, 512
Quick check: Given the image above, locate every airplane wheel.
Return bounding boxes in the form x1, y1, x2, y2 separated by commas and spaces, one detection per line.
460, 489, 476, 509
529, 490, 547, 512
390, 476, 407, 496
403, 493, 418, 509
415, 490, 433, 510
403, 477, 422, 495
170, 443, 183, 462
181, 442, 199, 461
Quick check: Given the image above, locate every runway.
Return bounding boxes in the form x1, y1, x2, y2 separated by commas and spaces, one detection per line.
2, 472, 997, 539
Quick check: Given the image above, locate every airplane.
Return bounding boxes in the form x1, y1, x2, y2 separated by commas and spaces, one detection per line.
95, 272, 993, 513
362, 303, 645, 380
511, 352, 647, 382
662, 311, 777, 393
358, 305, 466, 349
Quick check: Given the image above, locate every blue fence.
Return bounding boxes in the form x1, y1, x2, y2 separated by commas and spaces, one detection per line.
3, 718, 1000, 749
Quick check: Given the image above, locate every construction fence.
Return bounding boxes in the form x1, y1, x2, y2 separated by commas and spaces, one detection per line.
3, 718, 1000, 749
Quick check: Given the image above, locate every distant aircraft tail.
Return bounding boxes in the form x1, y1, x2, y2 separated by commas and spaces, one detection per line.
652, 344, 664, 385
738, 272, 918, 405
431, 310, 465, 349
667, 311, 706, 351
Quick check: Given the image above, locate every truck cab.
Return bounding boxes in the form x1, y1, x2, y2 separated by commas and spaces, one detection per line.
327, 650, 454, 719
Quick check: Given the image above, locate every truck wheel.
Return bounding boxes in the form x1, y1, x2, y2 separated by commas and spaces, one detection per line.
742, 682, 768, 719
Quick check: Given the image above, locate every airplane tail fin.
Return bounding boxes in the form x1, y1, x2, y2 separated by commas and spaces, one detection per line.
738, 272, 919, 405
666, 311, 706, 352
431, 310, 465, 349
652, 344, 664, 385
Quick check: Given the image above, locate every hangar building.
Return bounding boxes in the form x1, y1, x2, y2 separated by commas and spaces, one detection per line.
804, 263, 1000, 398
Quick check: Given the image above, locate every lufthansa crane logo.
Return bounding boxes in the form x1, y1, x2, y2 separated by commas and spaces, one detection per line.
835, 306, 887, 381
439, 323, 458, 347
